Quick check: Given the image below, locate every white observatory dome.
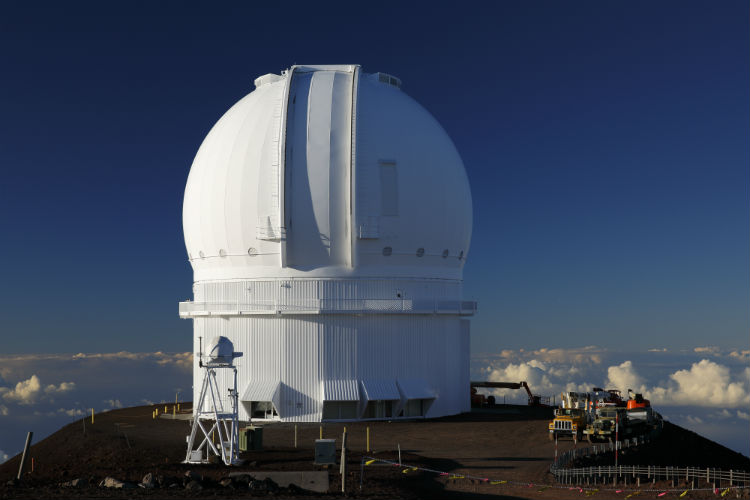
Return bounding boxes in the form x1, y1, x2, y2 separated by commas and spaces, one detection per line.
181, 65, 475, 423
183, 64, 472, 282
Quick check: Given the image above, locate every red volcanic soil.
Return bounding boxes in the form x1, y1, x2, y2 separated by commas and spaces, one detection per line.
0, 404, 747, 499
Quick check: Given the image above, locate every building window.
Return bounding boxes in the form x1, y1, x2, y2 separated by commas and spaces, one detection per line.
250, 401, 278, 419
322, 401, 358, 420
403, 399, 426, 417
362, 400, 394, 419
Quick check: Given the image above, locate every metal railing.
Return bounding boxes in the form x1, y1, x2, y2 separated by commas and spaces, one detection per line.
553, 465, 750, 488
552, 433, 655, 470
551, 429, 749, 488
179, 299, 478, 317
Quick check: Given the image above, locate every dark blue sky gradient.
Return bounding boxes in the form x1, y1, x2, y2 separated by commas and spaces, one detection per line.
1, 1, 747, 353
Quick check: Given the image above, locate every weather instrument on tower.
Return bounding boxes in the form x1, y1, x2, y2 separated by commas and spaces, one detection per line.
184, 336, 243, 466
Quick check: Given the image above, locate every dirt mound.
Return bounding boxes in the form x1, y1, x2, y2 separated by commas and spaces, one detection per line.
0, 404, 746, 499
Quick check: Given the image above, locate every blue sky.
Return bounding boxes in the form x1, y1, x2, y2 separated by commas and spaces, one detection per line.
0, 0, 747, 459
1, 1, 747, 354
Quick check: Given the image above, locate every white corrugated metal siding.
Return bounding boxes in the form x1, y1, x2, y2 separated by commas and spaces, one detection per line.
322, 380, 360, 401
397, 379, 435, 400
191, 279, 471, 422
242, 379, 279, 401
360, 380, 400, 401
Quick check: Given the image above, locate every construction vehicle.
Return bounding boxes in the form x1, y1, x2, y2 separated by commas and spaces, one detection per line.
553, 387, 629, 441
624, 391, 662, 434
548, 407, 587, 441
560, 388, 625, 414
583, 390, 663, 441
560, 392, 590, 409
591, 387, 624, 407
470, 386, 495, 408
626, 391, 650, 409
470, 381, 549, 407
583, 407, 624, 442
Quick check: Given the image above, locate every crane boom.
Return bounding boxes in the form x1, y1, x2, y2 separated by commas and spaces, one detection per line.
470, 381, 522, 389
470, 381, 547, 406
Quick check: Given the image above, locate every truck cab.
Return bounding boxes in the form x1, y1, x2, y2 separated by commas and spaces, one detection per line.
549, 407, 587, 440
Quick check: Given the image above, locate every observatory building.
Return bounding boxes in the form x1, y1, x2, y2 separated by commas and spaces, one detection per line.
180, 64, 475, 422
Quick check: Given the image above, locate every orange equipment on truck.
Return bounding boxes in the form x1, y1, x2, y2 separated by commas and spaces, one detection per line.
626, 391, 650, 410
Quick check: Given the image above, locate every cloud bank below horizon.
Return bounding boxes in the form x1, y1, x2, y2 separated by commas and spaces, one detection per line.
0, 346, 747, 462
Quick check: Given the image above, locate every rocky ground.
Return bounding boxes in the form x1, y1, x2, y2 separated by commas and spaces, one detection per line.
0, 403, 747, 499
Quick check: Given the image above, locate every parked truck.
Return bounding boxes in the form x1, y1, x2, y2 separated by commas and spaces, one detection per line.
548, 407, 588, 441
583, 392, 663, 442
582, 407, 623, 442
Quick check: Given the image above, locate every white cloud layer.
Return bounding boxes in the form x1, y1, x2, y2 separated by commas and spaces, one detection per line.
103, 399, 123, 410
0, 351, 193, 462
0, 375, 75, 404
476, 347, 750, 410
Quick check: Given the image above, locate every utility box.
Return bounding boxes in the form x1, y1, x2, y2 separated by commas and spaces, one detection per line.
314, 439, 336, 465
239, 426, 263, 451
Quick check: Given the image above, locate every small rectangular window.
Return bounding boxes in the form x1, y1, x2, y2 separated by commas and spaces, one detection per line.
379, 161, 398, 216
322, 401, 358, 420
363, 400, 393, 418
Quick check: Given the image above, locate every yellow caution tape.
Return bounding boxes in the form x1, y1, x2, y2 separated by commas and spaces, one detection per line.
365, 459, 376, 466
721, 488, 731, 497
625, 492, 641, 499
585, 489, 599, 496
679, 491, 688, 498
401, 467, 417, 474
490, 480, 507, 485
537, 485, 551, 492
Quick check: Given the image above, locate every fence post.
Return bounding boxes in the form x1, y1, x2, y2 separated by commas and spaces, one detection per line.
340, 429, 347, 493
692, 467, 696, 490
16, 432, 33, 481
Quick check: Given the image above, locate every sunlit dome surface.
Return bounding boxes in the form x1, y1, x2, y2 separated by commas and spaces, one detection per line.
183, 65, 472, 282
